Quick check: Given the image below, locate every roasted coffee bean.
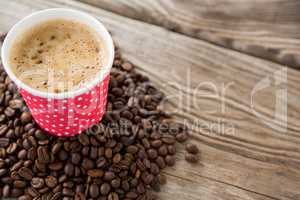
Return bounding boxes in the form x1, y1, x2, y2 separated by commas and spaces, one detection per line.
31, 177, 44, 189
18, 167, 33, 180
45, 176, 57, 188
105, 148, 113, 158
147, 149, 158, 159
176, 132, 188, 143
74, 192, 86, 200
6, 142, 17, 154
185, 153, 199, 163
62, 188, 75, 196
87, 169, 104, 178
112, 153, 121, 163
108, 192, 119, 200
167, 145, 176, 155
14, 180, 27, 188
71, 153, 81, 165
165, 155, 175, 166
162, 135, 175, 144
82, 158, 94, 170
103, 171, 115, 181
155, 156, 166, 169
20, 112, 32, 124
126, 191, 138, 199
111, 178, 121, 188
3, 184, 10, 197
121, 62, 133, 71
64, 163, 74, 176
0, 168, 7, 176
100, 183, 111, 195
11, 161, 23, 172
58, 150, 68, 161
158, 145, 168, 156
185, 143, 199, 154
0, 137, 9, 147
18, 195, 32, 200
37, 146, 50, 163
49, 162, 63, 171
51, 143, 62, 154
78, 134, 90, 146
89, 184, 99, 198
150, 163, 160, 175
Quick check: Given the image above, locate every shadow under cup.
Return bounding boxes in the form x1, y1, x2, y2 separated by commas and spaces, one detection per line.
1, 8, 115, 137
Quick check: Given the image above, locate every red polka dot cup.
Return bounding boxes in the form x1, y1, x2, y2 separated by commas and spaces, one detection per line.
1, 9, 114, 137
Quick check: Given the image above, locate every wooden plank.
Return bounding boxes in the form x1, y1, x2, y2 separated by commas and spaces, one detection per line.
1, 0, 300, 200
79, 0, 300, 70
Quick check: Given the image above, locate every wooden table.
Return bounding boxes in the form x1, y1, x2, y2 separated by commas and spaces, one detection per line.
1, 1, 300, 200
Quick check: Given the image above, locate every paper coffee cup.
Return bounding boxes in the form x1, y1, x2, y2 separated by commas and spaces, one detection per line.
1, 8, 114, 137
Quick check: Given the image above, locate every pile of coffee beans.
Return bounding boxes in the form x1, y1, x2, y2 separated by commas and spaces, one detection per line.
0, 34, 196, 200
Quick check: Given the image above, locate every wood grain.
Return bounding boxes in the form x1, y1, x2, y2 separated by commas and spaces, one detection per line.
0, 0, 300, 200
79, 0, 300, 70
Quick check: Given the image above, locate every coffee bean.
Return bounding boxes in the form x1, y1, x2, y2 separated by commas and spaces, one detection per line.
6, 142, 17, 154
18, 195, 32, 200
165, 155, 175, 166
176, 132, 188, 143
49, 162, 63, 171
74, 192, 85, 200
108, 192, 119, 200
0, 125, 8, 136
51, 192, 62, 200
20, 112, 32, 124
150, 163, 160, 175
18, 167, 33, 180
68, 152, 80, 164
162, 135, 175, 144
0, 137, 9, 147
82, 158, 94, 170
3, 184, 10, 197
31, 177, 44, 189
45, 176, 57, 188
121, 62, 133, 71
58, 150, 68, 161
89, 184, 99, 198
87, 169, 104, 178
111, 178, 121, 188
103, 171, 115, 181
155, 156, 166, 169
78, 134, 90, 146
4, 107, 15, 117
105, 148, 113, 158
111, 153, 121, 164
0, 168, 7, 176
37, 146, 50, 163
64, 162, 74, 176
167, 145, 176, 155
100, 183, 111, 195
147, 149, 158, 159
51, 143, 62, 154
126, 191, 138, 199
185, 143, 199, 154
158, 145, 168, 156
185, 153, 199, 163
62, 188, 75, 197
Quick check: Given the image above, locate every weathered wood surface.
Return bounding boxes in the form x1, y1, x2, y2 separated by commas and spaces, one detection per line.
1, 0, 300, 200
79, 0, 300, 69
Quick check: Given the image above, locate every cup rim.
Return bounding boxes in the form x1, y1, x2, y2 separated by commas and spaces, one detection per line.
1, 8, 114, 99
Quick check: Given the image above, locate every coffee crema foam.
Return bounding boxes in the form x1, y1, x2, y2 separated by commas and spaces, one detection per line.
9, 19, 108, 93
